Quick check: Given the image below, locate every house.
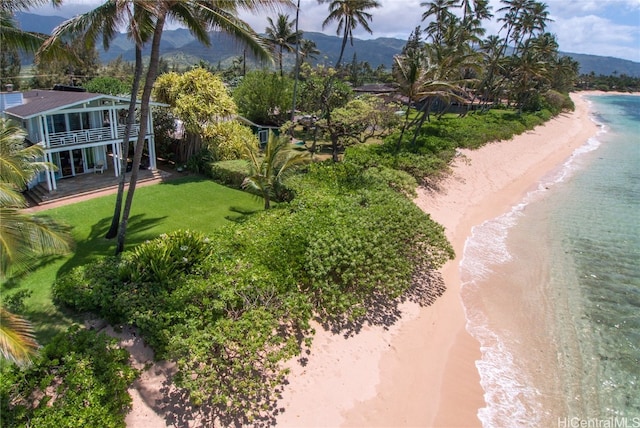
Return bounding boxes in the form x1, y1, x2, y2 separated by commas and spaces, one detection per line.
236, 115, 280, 146
0, 86, 164, 192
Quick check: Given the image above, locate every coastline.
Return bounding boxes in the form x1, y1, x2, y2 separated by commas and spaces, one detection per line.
276, 92, 600, 427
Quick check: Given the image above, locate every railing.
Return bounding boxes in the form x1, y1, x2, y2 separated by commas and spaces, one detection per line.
117, 123, 141, 139
48, 124, 142, 148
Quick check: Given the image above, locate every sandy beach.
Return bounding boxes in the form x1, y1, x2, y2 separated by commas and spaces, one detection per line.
120, 92, 603, 427
275, 92, 599, 427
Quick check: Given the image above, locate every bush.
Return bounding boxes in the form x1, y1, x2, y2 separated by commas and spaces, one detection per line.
0, 326, 137, 428
543, 90, 574, 114
203, 120, 257, 161
52, 257, 123, 320
119, 230, 212, 288
208, 159, 249, 188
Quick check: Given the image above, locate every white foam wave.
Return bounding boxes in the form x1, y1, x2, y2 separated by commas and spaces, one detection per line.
460, 129, 606, 427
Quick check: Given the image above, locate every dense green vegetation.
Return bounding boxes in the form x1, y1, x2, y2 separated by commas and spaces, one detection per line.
1, 327, 137, 428
1, 0, 585, 425
49, 164, 453, 423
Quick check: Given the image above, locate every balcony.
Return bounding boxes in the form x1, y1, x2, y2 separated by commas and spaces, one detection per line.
48, 124, 141, 148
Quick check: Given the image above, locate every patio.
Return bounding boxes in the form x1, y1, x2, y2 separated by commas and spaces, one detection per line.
27, 165, 175, 207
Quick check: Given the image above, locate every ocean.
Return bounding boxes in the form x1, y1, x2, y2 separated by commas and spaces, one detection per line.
460, 95, 640, 427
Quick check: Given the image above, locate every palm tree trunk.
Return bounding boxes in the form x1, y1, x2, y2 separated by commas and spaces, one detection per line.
116, 13, 166, 254
290, 0, 301, 130
106, 44, 142, 239
336, 31, 349, 68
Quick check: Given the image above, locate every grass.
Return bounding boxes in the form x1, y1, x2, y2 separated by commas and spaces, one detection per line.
1, 176, 264, 343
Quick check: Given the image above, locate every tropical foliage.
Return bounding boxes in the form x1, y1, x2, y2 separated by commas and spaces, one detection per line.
233, 69, 295, 126
319, 0, 382, 67
0, 118, 71, 366
242, 132, 311, 209
0, 119, 72, 279
1, 326, 137, 428
264, 13, 302, 76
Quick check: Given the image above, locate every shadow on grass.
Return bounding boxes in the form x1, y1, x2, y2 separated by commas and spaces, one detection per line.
225, 205, 262, 223
56, 213, 168, 278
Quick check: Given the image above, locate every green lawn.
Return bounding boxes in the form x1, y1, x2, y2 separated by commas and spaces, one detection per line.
2, 176, 263, 343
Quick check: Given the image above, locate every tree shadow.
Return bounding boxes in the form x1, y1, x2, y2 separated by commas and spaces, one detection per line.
317, 264, 447, 339
55, 213, 167, 278
225, 206, 262, 223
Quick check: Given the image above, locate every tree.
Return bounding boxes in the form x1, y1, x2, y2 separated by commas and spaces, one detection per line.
0, 0, 61, 53
0, 118, 72, 364
421, 0, 456, 46
298, 67, 353, 161
83, 76, 131, 95
319, 0, 381, 68
242, 132, 310, 209
114, 0, 289, 254
0, 47, 21, 90
39, 0, 152, 241
264, 13, 301, 76
298, 39, 320, 68
233, 69, 294, 126
0, 119, 72, 279
153, 67, 238, 162
320, 95, 399, 149
0, 307, 39, 364
33, 36, 100, 88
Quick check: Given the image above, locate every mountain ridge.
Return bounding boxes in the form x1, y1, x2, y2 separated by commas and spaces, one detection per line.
15, 12, 640, 77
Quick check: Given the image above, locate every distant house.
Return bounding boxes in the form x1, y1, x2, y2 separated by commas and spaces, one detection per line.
236, 116, 280, 146
0, 86, 165, 192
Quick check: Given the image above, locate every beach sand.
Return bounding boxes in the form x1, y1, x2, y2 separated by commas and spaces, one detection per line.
120, 93, 599, 427
275, 92, 599, 427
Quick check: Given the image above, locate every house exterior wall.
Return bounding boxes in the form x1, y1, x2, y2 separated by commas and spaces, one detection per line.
2, 92, 159, 193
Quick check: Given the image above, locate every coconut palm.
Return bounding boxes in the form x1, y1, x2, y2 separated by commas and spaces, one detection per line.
319, 0, 381, 68
299, 39, 320, 67
242, 132, 310, 209
40, 1, 153, 240
420, 0, 456, 46
264, 13, 302, 76
0, 0, 62, 53
0, 119, 73, 278
0, 306, 39, 364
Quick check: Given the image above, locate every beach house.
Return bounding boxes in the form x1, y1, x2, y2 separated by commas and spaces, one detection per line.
0, 85, 163, 193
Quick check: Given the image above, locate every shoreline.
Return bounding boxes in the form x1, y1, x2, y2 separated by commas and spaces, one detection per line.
276, 93, 600, 427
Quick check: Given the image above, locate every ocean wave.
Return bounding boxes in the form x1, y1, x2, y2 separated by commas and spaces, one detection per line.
459, 129, 606, 427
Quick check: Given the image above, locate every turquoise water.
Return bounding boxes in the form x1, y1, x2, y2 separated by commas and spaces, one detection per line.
460, 95, 640, 426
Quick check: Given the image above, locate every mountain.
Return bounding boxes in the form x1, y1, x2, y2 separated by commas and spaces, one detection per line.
15, 12, 640, 77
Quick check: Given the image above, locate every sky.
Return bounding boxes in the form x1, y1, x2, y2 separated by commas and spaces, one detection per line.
28, 0, 640, 62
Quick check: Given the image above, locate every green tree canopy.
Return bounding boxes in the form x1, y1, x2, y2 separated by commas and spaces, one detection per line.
233, 69, 294, 126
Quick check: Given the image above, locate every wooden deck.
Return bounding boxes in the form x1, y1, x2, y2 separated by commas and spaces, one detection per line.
26, 166, 174, 208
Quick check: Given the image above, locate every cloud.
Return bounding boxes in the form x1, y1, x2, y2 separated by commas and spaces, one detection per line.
550, 14, 640, 61
24, 0, 640, 62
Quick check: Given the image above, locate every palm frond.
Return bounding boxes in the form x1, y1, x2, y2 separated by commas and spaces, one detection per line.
0, 307, 39, 365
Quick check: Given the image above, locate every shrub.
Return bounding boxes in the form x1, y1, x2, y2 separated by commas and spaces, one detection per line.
119, 230, 212, 288
203, 120, 257, 161
0, 326, 137, 428
208, 159, 249, 188
543, 90, 575, 114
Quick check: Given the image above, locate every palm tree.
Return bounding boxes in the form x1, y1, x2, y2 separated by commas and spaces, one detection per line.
264, 13, 301, 76
242, 132, 310, 209
0, 0, 62, 53
0, 306, 39, 364
319, 0, 381, 68
40, 1, 152, 240
116, 0, 288, 254
0, 119, 73, 278
299, 39, 320, 67
420, 0, 456, 46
